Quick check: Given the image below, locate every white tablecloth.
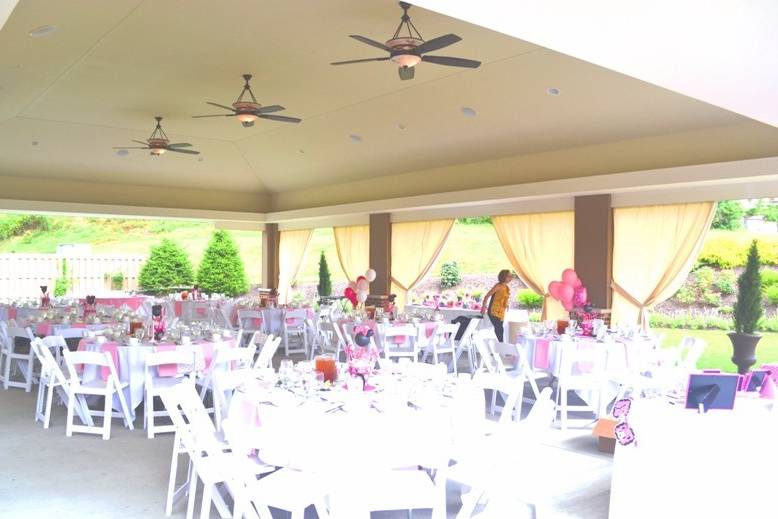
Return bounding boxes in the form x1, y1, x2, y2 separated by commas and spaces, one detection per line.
609, 396, 778, 518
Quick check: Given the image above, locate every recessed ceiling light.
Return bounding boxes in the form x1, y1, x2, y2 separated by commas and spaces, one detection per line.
396, 123, 406, 130
116, 149, 129, 157
197, 157, 204, 162
461, 106, 477, 118
31, 141, 39, 146
546, 87, 561, 96
298, 149, 305, 154
349, 134, 362, 143
29, 25, 57, 37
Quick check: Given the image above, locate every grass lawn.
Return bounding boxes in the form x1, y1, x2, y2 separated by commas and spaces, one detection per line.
656, 328, 778, 372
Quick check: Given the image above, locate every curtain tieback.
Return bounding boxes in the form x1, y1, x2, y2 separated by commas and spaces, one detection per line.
611, 281, 650, 327
540, 292, 551, 321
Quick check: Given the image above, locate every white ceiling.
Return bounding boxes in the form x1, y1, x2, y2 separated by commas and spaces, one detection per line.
0, 0, 774, 213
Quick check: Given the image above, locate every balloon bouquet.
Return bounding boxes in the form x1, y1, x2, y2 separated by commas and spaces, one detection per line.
343, 268, 377, 308
548, 268, 588, 312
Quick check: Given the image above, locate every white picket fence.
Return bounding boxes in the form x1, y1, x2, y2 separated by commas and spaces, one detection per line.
0, 254, 145, 297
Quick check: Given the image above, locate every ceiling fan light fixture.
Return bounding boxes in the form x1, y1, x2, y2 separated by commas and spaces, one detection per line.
391, 54, 421, 67
237, 113, 258, 124
150, 148, 166, 156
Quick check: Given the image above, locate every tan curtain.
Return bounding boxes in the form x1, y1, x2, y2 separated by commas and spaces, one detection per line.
278, 229, 312, 304
611, 202, 716, 328
492, 212, 574, 320
333, 225, 370, 282
390, 219, 454, 309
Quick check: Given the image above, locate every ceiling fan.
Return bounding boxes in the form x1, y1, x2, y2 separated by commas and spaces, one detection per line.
193, 74, 302, 127
331, 1, 481, 80
113, 116, 199, 156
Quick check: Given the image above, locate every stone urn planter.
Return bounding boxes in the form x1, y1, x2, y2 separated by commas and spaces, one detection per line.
728, 332, 761, 374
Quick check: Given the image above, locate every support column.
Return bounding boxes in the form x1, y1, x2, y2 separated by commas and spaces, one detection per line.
369, 213, 391, 295
262, 223, 279, 291
574, 195, 613, 309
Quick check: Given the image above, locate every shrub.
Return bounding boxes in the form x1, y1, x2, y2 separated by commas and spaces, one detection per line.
0, 214, 51, 241
765, 286, 778, 305
720, 305, 734, 315
517, 289, 543, 309
761, 269, 778, 288
53, 259, 69, 297
734, 240, 763, 334
138, 239, 194, 295
698, 232, 778, 268
693, 266, 716, 291
110, 272, 124, 291
711, 200, 744, 230
457, 216, 492, 225
715, 271, 736, 295
439, 261, 461, 289
471, 290, 484, 301
316, 251, 332, 297
700, 291, 721, 307
674, 286, 697, 305
196, 230, 249, 297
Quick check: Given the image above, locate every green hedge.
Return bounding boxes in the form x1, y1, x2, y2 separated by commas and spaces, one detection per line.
517, 289, 543, 309
649, 312, 778, 332
196, 230, 249, 297
138, 239, 194, 295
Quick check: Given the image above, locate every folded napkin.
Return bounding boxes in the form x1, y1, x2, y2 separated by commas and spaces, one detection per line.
533, 338, 551, 369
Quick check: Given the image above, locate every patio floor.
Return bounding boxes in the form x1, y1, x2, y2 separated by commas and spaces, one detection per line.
0, 373, 612, 519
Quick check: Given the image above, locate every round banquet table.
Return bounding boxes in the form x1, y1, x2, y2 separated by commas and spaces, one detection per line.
78, 337, 235, 418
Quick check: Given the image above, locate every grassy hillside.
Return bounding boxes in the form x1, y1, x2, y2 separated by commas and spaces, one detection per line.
0, 216, 262, 283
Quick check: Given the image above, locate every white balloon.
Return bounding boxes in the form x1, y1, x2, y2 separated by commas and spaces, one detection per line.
365, 269, 377, 282
356, 279, 369, 291
357, 291, 368, 303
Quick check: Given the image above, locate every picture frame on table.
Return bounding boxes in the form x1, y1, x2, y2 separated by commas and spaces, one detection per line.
684, 373, 739, 412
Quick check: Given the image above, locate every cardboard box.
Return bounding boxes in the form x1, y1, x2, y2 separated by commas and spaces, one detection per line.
593, 418, 617, 454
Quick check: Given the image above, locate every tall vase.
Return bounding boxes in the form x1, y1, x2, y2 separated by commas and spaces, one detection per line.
728, 332, 761, 374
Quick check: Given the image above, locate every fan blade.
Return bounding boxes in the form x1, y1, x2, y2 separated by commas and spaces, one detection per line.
113, 146, 148, 149
422, 55, 481, 68
257, 105, 285, 114
399, 66, 415, 80
258, 114, 302, 124
331, 57, 391, 66
167, 143, 192, 148
132, 140, 150, 146
206, 101, 236, 112
415, 33, 462, 55
192, 114, 238, 118
349, 34, 391, 51
167, 148, 200, 155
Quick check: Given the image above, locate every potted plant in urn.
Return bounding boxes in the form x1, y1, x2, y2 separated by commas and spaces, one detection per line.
729, 240, 763, 374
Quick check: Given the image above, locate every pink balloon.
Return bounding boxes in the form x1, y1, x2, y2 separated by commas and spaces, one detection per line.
562, 299, 574, 311
344, 287, 356, 299
558, 283, 574, 303
548, 281, 562, 300
348, 281, 358, 291
573, 286, 588, 307
572, 277, 583, 288
561, 268, 579, 287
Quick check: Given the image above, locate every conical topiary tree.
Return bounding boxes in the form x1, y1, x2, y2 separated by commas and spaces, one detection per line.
196, 230, 249, 297
138, 239, 194, 295
317, 251, 332, 297
734, 240, 763, 334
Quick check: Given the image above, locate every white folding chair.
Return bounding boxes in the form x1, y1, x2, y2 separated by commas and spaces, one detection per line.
314, 320, 344, 361
165, 385, 273, 519
454, 317, 483, 374
183, 301, 213, 324
4, 325, 35, 391
212, 367, 258, 432
63, 349, 134, 439
380, 324, 419, 363
237, 310, 265, 348
555, 342, 608, 431
678, 336, 706, 371
144, 348, 196, 439
198, 344, 255, 413
422, 322, 460, 374
31, 338, 91, 429
253, 334, 281, 370
282, 309, 309, 356
57, 327, 86, 362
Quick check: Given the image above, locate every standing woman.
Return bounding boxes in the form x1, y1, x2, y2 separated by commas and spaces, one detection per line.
481, 269, 512, 341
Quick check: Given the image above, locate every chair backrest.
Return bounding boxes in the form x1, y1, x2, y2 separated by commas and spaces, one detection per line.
679, 337, 706, 370
8, 325, 33, 341
284, 309, 307, 329
458, 317, 482, 344
558, 342, 608, 380
171, 383, 224, 456
213, 367, 256, 429
473, 332, 499, 373
0, 321, 10, 350
57, 327, 85, 340
237, 309, 263, 327
522, 386, 556, 430
158, 384, 211, 458
144, 348, 196, 379
433, 322, 460, 349
212, 344, 255, 370
183, 301, 212, 323
382, 324, 417, 347
32, 338, 69, 386
254, 335, 281, 369
63, 349, 119, 389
